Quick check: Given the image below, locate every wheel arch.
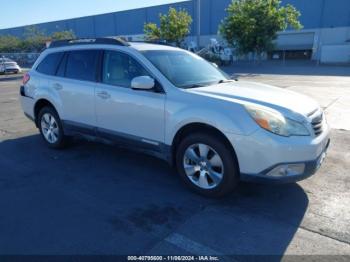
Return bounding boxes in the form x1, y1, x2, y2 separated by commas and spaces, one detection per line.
171, 122, 240, 171
34, 99, 59, 127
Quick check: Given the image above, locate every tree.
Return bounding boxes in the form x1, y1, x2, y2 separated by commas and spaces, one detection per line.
0, 27, 76, 53
50, 30, 75, 40
219, 0, 302, 57
144, 7, 192, 46
22, 26, 48, 52
0, 35, 21, 53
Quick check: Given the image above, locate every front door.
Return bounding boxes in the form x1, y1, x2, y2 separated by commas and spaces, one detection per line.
95, 50, 165, 147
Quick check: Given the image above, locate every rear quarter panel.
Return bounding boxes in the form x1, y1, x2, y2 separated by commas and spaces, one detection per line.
25, 71, 64, 120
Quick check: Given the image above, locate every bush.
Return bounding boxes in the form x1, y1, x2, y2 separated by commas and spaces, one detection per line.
0, 27, 76, 53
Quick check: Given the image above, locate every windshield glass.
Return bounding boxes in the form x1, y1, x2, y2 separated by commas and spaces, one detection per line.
142, 50, 229, 88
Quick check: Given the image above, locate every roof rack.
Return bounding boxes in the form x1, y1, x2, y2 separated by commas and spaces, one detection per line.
48, 37, 130, 48
130, 39, 175, 47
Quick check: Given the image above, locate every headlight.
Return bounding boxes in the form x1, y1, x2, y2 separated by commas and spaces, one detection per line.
245, 105, 310, 137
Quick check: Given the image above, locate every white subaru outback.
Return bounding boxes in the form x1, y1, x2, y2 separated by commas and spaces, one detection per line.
20, 38, 330, 197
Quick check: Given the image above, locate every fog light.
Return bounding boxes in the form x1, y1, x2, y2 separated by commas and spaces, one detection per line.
266, 164, 305, 177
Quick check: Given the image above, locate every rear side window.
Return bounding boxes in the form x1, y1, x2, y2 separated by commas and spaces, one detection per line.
56, 53, 67, 77
36, 52, 64, 75
65, 50, 99, 82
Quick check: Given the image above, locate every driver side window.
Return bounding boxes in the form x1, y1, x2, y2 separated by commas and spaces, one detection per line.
102, 51, 150, 88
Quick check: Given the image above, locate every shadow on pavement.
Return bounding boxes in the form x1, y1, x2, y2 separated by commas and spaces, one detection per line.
0, 134, 308, 256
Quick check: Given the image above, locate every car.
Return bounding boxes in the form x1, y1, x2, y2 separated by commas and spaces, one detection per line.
0, 57, 22, 74
19, 38, 330, 197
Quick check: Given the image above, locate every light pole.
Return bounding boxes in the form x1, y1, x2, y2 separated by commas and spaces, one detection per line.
196, 0, 201, 48
317, 0, 326, 66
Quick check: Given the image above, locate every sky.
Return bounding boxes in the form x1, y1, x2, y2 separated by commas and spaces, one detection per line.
0, 0, 187, 29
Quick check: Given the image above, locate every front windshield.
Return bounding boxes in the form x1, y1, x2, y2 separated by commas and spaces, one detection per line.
142, 50, 229, 89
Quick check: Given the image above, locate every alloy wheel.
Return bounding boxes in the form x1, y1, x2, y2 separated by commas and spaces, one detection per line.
183, 143, 224, 189
41, 113, 59, 144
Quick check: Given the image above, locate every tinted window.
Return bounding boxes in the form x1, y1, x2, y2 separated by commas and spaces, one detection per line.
56, 53, 67, 77
36, 52, 64, 75
102, 51, 149, 88
66, 50, 99, 82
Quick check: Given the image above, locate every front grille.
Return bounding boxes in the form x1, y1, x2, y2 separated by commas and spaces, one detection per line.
311, 113, 324, 136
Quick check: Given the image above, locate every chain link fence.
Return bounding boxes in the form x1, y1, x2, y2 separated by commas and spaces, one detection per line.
0, 53, 40, 68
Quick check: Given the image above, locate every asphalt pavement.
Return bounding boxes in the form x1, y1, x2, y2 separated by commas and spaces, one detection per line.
0, 64, 349, 259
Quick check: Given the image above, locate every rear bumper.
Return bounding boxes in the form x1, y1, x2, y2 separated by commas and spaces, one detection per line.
5, 68, 19, 73
20, 86, 35, 122
5, 66, 21, 73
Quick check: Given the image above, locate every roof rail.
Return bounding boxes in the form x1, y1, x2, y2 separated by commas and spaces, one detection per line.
48, 37, 130, 48
130, 39, 175, 46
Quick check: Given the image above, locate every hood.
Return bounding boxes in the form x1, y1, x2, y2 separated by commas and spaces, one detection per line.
188, 81, 319, 118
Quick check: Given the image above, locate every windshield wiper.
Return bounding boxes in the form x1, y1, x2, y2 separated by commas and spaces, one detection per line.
182, 79, 236, 89
182, 84, 206, 89
217, 79, 236, 84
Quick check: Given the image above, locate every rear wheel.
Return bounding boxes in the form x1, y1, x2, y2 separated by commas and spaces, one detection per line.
38, 106, 67, 149
176, 133, 239, 197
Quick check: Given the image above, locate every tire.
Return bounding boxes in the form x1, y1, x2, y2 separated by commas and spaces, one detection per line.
38, 106, 67, 149
176, 133, 239, 197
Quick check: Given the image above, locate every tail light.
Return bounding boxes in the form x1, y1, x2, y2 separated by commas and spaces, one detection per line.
22, 73, 30, 85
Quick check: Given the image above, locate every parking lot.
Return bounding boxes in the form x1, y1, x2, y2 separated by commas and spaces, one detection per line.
0, 64, 349, 258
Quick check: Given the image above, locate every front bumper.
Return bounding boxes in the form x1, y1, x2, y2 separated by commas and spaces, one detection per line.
225, 123, 331, 184
240, 138, 330, 184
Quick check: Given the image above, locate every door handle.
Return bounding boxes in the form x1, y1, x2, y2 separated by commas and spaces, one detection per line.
53, 83, 63, 91
97, 91, 111, 99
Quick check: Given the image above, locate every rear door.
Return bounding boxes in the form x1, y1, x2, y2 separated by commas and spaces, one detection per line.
51, 49, 100, 132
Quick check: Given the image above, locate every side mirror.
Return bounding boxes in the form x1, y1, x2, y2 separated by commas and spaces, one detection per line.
131, 76, 155, 90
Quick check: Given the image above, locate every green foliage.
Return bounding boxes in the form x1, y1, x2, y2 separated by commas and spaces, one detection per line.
50, 30, 76, 40
22, 26, 48, 52
144, 7, 192, 46
0, 27, 76, 53
219, 0, 303, 55
0, 35, 22, 53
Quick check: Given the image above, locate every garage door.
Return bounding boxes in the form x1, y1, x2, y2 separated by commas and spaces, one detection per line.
275, 32, 315, 50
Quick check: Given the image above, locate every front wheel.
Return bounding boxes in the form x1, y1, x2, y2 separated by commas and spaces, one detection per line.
176, 133, 239, 197
38, 106, 68, 149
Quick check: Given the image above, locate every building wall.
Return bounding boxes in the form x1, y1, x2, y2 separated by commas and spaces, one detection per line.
0, 0, 349, 62
1, 0, 349, 37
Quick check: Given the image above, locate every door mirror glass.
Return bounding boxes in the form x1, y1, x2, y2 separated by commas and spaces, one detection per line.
131, 76, 155, 90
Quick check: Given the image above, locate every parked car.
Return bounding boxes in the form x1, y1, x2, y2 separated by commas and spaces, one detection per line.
0, 57, 22, 74
20, 38, 330, 197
